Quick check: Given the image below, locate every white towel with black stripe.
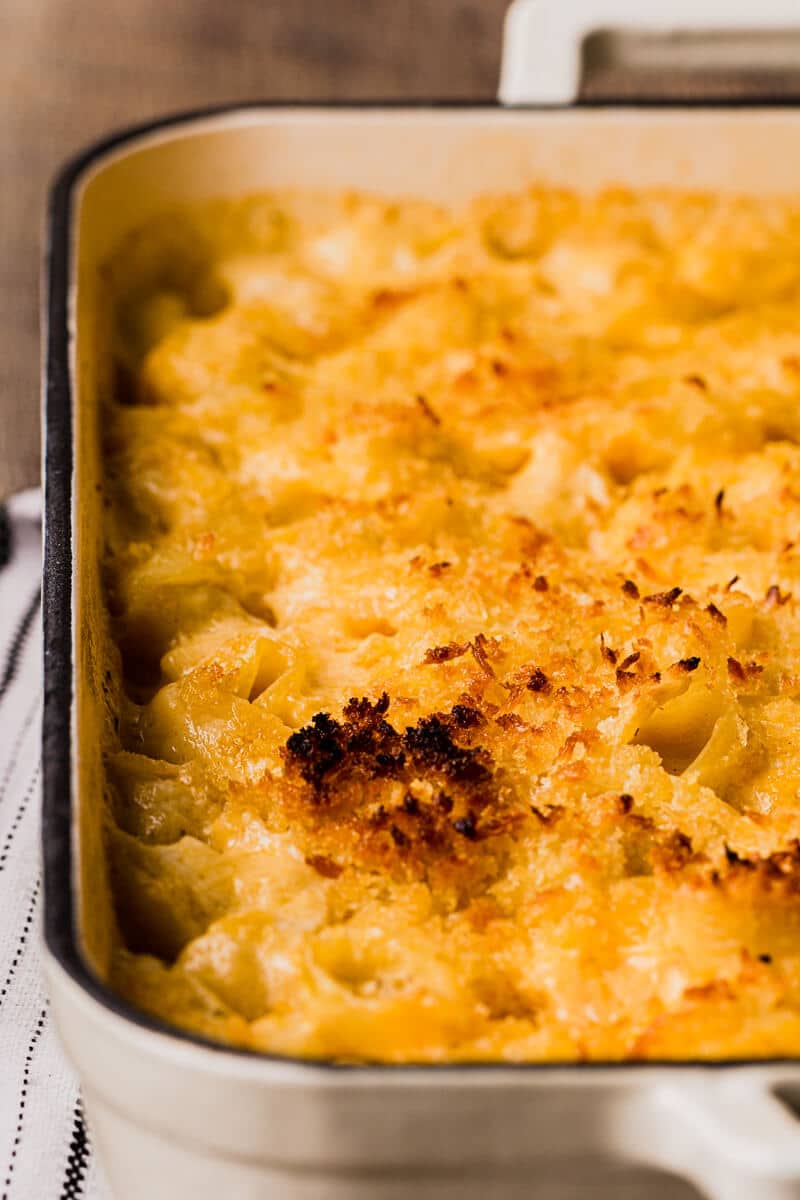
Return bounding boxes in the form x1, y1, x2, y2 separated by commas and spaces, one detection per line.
0, 491, 107, 1200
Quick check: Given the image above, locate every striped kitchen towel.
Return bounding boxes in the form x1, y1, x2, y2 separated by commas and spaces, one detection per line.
0, 491, 107, 1200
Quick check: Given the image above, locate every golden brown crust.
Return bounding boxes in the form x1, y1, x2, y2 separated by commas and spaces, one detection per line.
101, 186, 800, 1062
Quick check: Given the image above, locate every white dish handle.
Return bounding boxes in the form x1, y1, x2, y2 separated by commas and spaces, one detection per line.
499, 0, 800, 104
615, 1075, 800, 1199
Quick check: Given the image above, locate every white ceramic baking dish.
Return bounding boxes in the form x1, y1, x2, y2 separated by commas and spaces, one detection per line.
42, 4, 800, 1197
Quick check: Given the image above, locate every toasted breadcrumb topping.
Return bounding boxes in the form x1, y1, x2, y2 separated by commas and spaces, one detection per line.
103, 186, 800, 1061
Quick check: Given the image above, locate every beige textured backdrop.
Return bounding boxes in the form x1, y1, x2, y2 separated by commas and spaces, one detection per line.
1, 0, 508, 498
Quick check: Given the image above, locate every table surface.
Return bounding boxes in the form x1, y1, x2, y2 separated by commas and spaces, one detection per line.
0, 0, 508, 499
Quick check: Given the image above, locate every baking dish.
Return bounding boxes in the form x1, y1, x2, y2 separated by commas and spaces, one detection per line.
42, 2, 800, 1196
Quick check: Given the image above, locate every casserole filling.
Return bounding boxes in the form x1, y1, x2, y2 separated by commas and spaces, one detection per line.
101, 187, 800, 1061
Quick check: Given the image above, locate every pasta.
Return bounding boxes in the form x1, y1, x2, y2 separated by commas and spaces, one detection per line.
100, 186, 800, 1061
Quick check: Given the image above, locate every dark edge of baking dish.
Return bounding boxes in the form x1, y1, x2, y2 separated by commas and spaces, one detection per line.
43, 98, 800, 1072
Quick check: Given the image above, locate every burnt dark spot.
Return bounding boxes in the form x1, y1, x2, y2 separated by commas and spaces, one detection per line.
470, 633, 496, 679
373, 749, 406, 776
643, 586, 682, 607
495, 713, 526, 731
343, 693, 390, 722
622, 579, 640, 599
403, 716, 490, 784
758, 953, 773, 964
676, 656, 701, 672
305, 854, 343, 879
619, 793, 634, 814
714, 489, 725, 514
284, 698, 504, 863
533, 574, 548, 592
449, 704, 484, 729
706, 602, 727, 625
285, 713, 344, 789
600, 635, 618, 665
727, 656, 746, 682
346, 718, 397, 757
526, 668, 550, 693
453, 813, 478, 840
286, 695, 412, 794
424, 642, 468, 664
724, 844, 753, 868
619, 651, 640, 670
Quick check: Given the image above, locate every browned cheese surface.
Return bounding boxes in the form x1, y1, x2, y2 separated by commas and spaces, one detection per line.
102, 186, 800, 1062
1, 0, 505, 496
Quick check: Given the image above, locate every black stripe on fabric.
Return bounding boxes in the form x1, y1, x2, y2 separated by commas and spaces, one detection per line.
0, 509, 10, 571
59, 1101, 91, 1200
0, 879, 40, 1010
0, 768, 40, 873
0, 589, 40, 704
0, 1008, 48, 1200
0, 699, 40, 807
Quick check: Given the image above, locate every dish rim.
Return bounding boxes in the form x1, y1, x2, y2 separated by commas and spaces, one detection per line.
43, 98, 800, 1075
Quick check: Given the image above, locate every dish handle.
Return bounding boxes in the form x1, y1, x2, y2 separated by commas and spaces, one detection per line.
498, 0, 800, 105
612, 1074, 800, 1200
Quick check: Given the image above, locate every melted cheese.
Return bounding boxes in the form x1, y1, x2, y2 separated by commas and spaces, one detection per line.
102, 187, 800, 1062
